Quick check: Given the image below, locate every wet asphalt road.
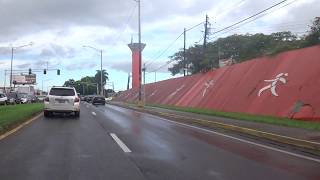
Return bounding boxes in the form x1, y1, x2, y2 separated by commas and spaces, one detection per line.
0, 102, 320, 180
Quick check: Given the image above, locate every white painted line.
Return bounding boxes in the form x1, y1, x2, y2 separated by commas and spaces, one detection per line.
91, 112, 96, 116
110, 133, 132, 153
151, 115, 320, 163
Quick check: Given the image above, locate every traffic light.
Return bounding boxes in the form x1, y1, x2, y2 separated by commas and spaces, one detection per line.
57, 69, 60, 75
44, 69, 47, 74
28, 68, 32, 75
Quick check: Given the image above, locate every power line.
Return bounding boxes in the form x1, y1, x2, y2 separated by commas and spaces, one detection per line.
144, 32, 184, 67
212, 0, 290, 35
111, 3, 137, 46
213, 0, 300, 37
147, 0, 298, 75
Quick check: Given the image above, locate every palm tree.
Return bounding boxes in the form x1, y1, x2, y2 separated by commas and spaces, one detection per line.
95, 70, 109, 95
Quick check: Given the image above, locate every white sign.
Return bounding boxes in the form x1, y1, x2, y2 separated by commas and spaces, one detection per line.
12, 74, 36, 85
258, 73, 288, 97
12, 75, 26, 84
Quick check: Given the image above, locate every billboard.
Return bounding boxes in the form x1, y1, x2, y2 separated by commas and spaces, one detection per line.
12, 74, 36, 85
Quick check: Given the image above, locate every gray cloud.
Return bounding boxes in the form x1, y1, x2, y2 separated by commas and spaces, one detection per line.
66, 61, 97, 71
0, 0, 135, 40
39, 44, 76, 59
16, 63, 31, 69
0, 0, 220, 41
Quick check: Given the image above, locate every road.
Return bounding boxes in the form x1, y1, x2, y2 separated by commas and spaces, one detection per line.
0, 102, 319, 180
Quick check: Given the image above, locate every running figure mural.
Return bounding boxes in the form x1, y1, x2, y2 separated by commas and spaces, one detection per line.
258, 73, 289, 97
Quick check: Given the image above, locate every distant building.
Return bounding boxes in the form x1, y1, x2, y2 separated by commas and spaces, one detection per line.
219, 58, 235, 68
17, 86, 36, 95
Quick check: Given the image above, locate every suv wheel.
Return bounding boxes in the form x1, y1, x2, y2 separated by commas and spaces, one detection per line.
44, 111, 51, 117
75, 111, 80, 118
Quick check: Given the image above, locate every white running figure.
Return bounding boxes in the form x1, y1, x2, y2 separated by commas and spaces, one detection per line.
258, 73, 288, 97
202, 79, 215, 97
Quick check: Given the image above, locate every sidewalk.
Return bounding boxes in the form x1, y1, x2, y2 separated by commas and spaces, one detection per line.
110, 101, 320, 151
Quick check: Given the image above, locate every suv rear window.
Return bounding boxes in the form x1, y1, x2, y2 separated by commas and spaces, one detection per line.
50, 88, 75, 96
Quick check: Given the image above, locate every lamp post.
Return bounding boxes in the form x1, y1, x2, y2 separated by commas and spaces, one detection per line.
83, 45, 104, 96
9, 42, 33, 91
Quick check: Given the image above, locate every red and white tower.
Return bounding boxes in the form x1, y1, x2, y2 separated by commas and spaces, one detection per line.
128, 42, 146, 89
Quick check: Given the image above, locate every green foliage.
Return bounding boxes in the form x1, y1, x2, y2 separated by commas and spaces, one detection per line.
147, 104, 320, 131
303, 17, 320, 47
169, 17, 320, 76
62, 70, 108, 95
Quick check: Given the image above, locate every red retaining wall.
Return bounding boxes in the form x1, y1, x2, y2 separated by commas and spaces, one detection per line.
116, 45, 320, 121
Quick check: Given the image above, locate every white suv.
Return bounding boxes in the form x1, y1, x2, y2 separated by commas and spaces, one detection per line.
44, 87, 80, 117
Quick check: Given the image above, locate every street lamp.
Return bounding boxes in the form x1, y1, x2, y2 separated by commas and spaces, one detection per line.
9, 42, 33, 90
83, 45, 104, 96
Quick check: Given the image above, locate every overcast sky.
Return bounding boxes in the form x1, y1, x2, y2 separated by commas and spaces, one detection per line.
0, 0, 319, 91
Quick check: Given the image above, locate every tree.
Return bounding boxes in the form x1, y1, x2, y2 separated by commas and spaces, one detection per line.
303, 17, 320, 46
63, 79, 75, 87
95, 70, 109, 95
168, 30, 306, 76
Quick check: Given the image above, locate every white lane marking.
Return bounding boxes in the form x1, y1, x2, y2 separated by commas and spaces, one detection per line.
91, 112, 96, 116
110, 133, 132, 153
148, 115, 320, 163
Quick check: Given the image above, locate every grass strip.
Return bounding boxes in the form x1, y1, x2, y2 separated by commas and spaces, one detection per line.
0, 103, 44, 134
146, 104, 320, 131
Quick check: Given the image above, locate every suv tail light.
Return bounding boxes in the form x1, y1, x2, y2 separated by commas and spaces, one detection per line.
44, 97, 49, 102
74, 97, 80, 102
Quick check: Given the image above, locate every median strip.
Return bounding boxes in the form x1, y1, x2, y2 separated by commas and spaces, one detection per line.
0, 113, 42, 140
0, 103, 44, 136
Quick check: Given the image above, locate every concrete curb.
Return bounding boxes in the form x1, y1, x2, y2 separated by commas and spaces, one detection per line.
111, 102, 320, 152
0, 113, 43, 140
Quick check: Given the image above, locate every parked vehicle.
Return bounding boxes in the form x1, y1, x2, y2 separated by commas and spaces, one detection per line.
0, 93, 8, 105
6, 92, 21, 104
92, 96, 106, 105
18, 93, 30, 104
37, 95, 46, 102
44, 87, 80, 117
85, 95, 95, 103
28, 95, 38, 103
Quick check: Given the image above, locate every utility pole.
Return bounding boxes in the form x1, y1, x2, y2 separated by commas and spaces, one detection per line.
142, 63, 146, 103
183, 28, 186, 76
203, 14, 209, 50
154, 72, 156, 82
100, 50, 103, 96
203, 14, 210, 70
142, 63, 146, 85
138, 0, 142, 105
127, 73, 130, 90
3, 71, 6, 92
10, 47, 13, 90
